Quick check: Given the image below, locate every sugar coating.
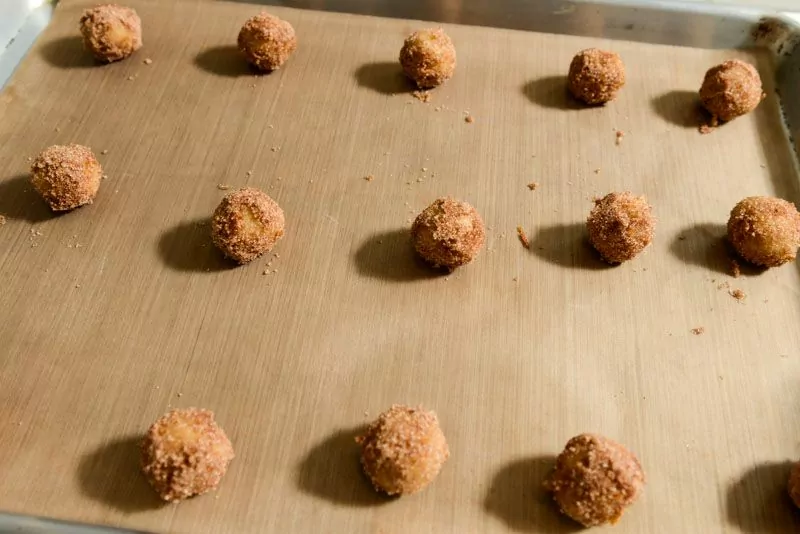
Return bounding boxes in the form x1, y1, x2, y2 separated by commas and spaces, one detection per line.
356, 405, 449, 496
587, 192, 655, 264
568, 49, 625, 105
30, 144, 102, 211
700, 59, 764, 122
411, 197, 485, 270
545, 433, 645, 527
211, 187, 285, 264
140, 408, 235, 502
79, 4, 142, 63
238, 12, 297, 72
399, 28, 456, 89
727, 196, 800, 267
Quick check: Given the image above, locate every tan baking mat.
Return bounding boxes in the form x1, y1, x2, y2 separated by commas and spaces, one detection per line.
1, 0, 800, 532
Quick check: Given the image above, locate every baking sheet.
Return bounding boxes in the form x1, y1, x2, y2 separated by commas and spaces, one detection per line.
1, 0, 800, 532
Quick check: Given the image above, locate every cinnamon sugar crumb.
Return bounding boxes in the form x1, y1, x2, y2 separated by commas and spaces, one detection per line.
217, 184, 231, 191
517, 226, 530, 249
364, 174, 375, 182
729, 258, 741, 278
412, 90, 431, 103
143, 58, 153, 65
691, 327, 705, 335
527, 182, 539, 191
729, 288, 746, 301
615, 130, 625, 145
465, 115, 474, 124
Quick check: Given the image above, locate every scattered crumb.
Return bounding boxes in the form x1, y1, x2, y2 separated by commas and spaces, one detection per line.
246, 170, 253, 177
0, 215, 5, 226
127, 75, 135, 81
271, 146, 280, 152
527, 182, 539, 191
100, 149, 109, 155
143, 58, 152, 65
729, 288, 746, 301
512, 277, 518, 282
615, 130, 625, 145
729, 258, 741, 278
412, 90, 431, 103
516, 226, 530, 249
717, 281, 730, 290
101, 174, 108, 180
422, 167, 428, 172
364, 174, 375, 182
699, 116, 718, 135
217, 184, 231, 191
465, 115, 474, 124
593, 169, 600, 174
177, 393, 183, 398
268, 124, 274, 129
691, 327, 705, 335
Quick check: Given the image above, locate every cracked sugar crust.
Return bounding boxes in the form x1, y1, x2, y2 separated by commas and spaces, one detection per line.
411, 197, 485, 269
399, 28, 456, 89
80, 4, 142, 63
356, 404, 449, 496
700, 59, 764, 122
211, 187, 285, 264
727, 196, 800, 267
544, 433, 645, 527
140, 408, 235, 502
30, 144, 102, 211
568, 48, 625, 105
587, 192, 655, 264
238, 12, 297, 72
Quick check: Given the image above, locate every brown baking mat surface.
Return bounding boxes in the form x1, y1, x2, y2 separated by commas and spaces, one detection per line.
1, 0, 800, 532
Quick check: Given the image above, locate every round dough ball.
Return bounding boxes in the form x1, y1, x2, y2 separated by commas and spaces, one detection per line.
567, 48, 625, 105
30, 144, 102, 211
238, 12, 297, 72
356, 405, 449, 496
788, 462, 800, 508
545, 433, 645, 527
727, 196, 800, 267
140, 408, 235, 502
700, 59, 763, 122
587, 192, 655, 264
399, 28, 456, 89
211, 187, 285, 264
79, 4, 142, 63
411, 197, 485, 270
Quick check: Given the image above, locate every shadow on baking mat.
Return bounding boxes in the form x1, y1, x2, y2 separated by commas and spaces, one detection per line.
354, 62, 412, 95
157, 218, 237, 272
650, 90, 705, 129
194, 46, 257, 78
726, 461, 800, 533
296, 426, 390, 507
77, 436, 164, 513
354, 229, 444, 281
484, 456, 581, 533
529, 223, 612, 271
521, 77, 582, 111
40, 36, 99, 70
669, 223, 765, 277
0, 174, 60, 223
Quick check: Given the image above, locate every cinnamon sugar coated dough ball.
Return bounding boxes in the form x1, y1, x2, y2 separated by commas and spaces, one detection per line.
238, 12, 297, 72
30, 144, 102, 211
141, 408, 235, 502
587, 192, 655, 264
356, 405, 449, 496
545, 433, 645, 527
399, 28, 456, 89
411, 197, 485, 269
568, 48, 625, 105
727, 196, 800, 267
211, 187, 285, 264
79, 4, 142, 63
700, 60, 764, 121
789, 462, 800, 508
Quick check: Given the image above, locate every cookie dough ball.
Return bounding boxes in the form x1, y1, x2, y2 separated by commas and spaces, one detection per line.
568, 48, 625, 105
238, 12, 297, 72
399, 28, 456, 89
211, 187, 285, 264
727, 196, 800, 267
789, 462, 800, 508
411, 197, 485, 270
79, 4, 142, 63
356, 405, 449, 496
141, 408, 235, 502
587, 192, 655, 264
700, 59, 763, 122
30, 144, 102, 211
545, 433, 645, 527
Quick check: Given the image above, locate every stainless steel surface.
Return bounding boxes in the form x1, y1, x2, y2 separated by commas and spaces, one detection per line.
1, 0, 799, 531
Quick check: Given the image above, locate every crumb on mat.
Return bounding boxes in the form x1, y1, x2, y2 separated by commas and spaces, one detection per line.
365, 174, 375, 182
691, 327, 705, 335
517, 226, 530, 249
412, 90, 432, 103
527, 182, 539, 191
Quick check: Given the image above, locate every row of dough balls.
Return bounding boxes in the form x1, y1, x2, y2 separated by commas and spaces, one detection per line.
80, 5, 763, 123
28, 145, 800, 269
141, 406, 643, 528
